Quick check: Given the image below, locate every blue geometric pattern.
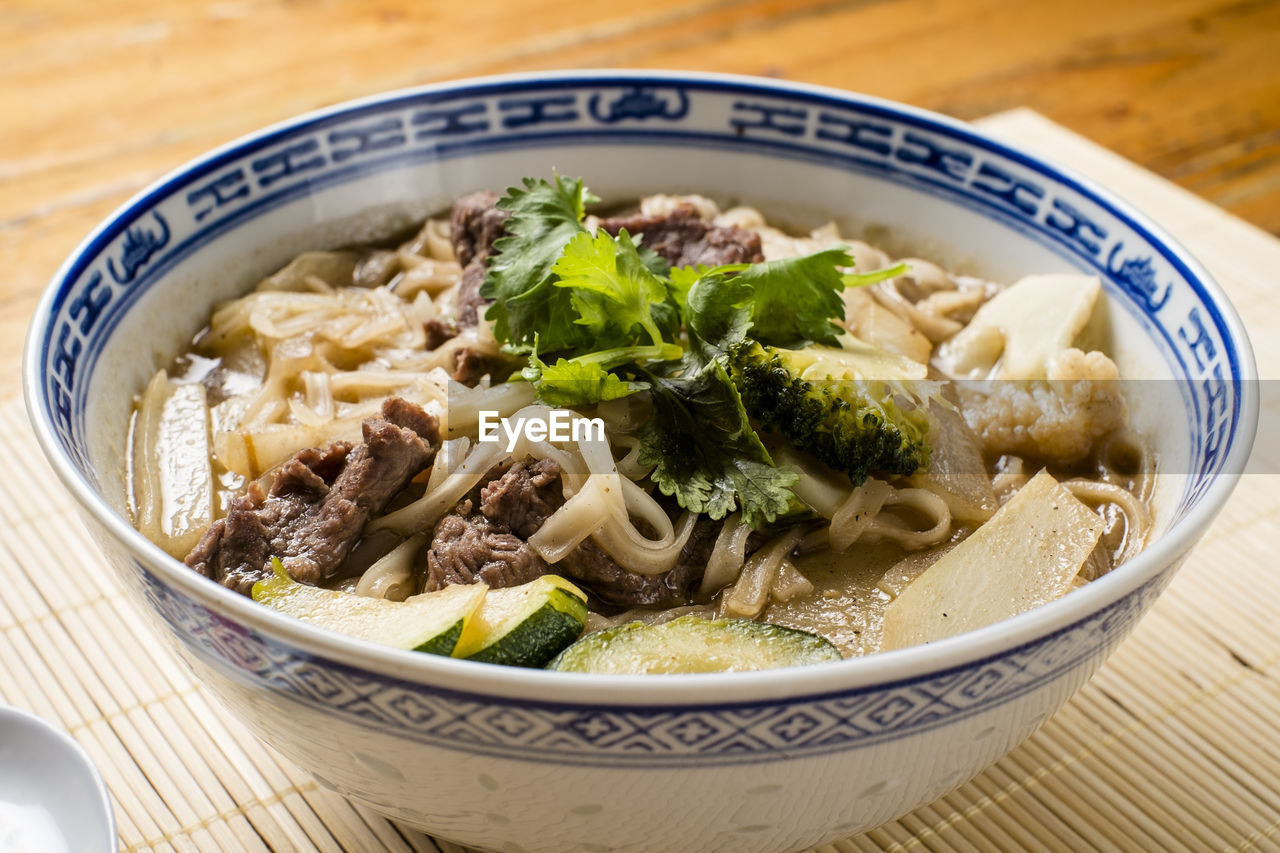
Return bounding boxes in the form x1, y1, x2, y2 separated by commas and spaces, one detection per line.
139, 562, 1169, 768
34, 75, 1246, 512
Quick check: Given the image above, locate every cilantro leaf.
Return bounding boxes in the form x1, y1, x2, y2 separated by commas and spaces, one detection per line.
480, 175, 595, 352
552, 229, 676, 348
682, 267, 753, 364
637, 361, 797, 527
522, 354, 647, 407
734, 247, 855, 348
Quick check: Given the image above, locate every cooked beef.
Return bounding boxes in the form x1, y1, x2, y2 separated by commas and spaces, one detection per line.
450, 347, 495, 384
423, 317, 458, 350
422, 457, 716, 610
555, 518, 718, 611
421, 460, 560, 592
449, 191, 508, 267
423, 504, 548, 591
479, 459, 561, 538
454, 260, 489, 327
186, 398, 439, 595
599, 204, 764, 268
449, 191, 508, 327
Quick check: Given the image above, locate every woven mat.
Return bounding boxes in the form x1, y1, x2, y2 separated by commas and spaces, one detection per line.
3, 109, 1278, 853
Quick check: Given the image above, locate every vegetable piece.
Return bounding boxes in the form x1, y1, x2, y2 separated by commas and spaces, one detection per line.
880, 470, 1103, 649
131, 370, 214, 557
551, 228, 679, 349
522, 354, 646, 407
909, 402, 998, 524
637, 360, 798, 527
479, 175, 595, 352
728, 337, 934, 486
933, 273, 1101, 380
730, 247, 854, 348
453, 575, 589, 667
678, 254, 909, 354
476, 173, 932, 527
251, 560, 487, 655
549, 615, 842, 674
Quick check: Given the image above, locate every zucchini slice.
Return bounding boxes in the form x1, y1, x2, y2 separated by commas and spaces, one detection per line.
549, 615, 842, 674
453, 575, 588, 668
252, 560, 487, 656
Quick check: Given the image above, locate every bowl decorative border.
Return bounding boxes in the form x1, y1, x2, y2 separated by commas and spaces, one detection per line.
33, 72, 1245, 522
140, 560, 1168, 767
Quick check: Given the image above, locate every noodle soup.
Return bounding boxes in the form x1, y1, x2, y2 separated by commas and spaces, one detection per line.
127, 178, 1152, 670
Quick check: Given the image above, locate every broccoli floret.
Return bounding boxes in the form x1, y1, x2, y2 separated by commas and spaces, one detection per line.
728, 339, 933, 486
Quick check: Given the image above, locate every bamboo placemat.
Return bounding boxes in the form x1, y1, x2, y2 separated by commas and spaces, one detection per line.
2, 109, 1278, 853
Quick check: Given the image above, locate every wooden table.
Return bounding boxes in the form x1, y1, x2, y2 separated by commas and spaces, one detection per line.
3, 0, 1279, 402
4, 3, 1280, 852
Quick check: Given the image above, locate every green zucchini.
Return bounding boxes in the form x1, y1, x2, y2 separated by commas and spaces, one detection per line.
548, 615, 842, 674
453, 575, 588, 668
252, 559, 487, 656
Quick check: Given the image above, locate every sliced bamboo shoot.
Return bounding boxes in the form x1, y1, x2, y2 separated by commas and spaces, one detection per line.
132, 371, 214, 557
880, 470, 1101, 649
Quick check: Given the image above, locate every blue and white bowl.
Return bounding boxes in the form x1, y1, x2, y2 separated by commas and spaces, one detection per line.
24, 71, 1257, 853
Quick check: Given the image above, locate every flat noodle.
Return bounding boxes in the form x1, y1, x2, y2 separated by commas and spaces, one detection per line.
1062, 479, 1151, 565
861, 486, 953, 550
828, 478, 892, 551
721, 527, 807, 619
355, 533, 425, 601
700, 512, 752, 597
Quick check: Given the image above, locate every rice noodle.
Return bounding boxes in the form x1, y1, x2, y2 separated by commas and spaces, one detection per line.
700, 512, 753, 597
722, 527, 807, 619
529, 473, 618, 563
770, 560, 814, 604
611, 434, 652, 481
860, 487, 953, 550
1062, 478, 1152, 565
828, 478, 892, 551
355, 534, 424, 601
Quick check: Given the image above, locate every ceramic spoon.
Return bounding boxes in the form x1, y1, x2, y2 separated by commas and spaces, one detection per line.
0, 706, 115, 852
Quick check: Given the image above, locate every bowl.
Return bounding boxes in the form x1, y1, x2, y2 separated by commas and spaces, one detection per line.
23, 70, 1257, 853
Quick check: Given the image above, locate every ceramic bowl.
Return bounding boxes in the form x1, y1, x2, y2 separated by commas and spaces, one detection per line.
24, 71, 1257, 853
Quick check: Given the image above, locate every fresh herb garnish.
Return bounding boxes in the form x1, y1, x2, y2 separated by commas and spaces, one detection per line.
638, 361, 798, 527
479, 175, 596, 352
478, 175, 910, 526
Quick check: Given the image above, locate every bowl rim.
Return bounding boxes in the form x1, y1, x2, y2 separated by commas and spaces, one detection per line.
23, 68, 1260, 708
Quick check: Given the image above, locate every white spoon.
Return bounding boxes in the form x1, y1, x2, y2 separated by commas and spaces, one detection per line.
0, 706, 115, 853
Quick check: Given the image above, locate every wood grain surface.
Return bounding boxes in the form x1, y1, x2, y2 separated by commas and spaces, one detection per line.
3, 0, 1278, 400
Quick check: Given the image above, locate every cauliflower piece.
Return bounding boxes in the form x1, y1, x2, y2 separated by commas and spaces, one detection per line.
959, 348, 1126, 464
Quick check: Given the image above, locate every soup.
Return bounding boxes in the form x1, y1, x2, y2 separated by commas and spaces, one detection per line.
127, 176, 1153, 673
